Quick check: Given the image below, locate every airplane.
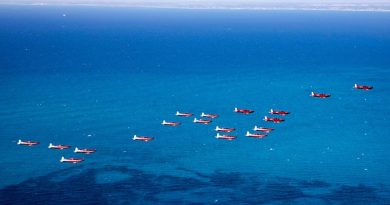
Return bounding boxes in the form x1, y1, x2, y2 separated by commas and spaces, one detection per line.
354, 84, 373, 90
17, 139, 39, 146
176, 111, 193, 117
215, 133, 237, 140
162, 120, 181, 126
193, 118, 212, 124
74, 147, 96, 154
269, 109, 290, 115
253, 126, 274, 133
132, 135, 154, 142
48, 143, 70, 150
246, 131, 267, 138
60, 156, 83, 164
310, 92, 331, 98
201, 112, 219, 118
215, 126, 235, 132
264, 116, 285, 123
234, 107, 254, 114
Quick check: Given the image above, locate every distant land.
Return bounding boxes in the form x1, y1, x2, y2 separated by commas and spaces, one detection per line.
1, 0, 390, 12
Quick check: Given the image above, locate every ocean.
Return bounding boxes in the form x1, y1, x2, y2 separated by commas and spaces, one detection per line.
0, 5, 390, 204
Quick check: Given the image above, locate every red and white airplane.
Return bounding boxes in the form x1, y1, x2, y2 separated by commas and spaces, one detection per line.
354, 84, 373, 90
48, 143, 70, 150
269, 109, 290, 115
201, 112, 219, 119
215, 126, 235, 133
264, 116, 285, 123
162, 120, 181, 126
234, 107, 254, 114
193, 118, 212, 124
215, 133, 237, 140
310, 92, 331, 98
133, 135, 154, 142
253, 126, 274, 133
17, 139, 39, 146
246, 131, 267, 138
176, 111, 193, 117
60, 156, 84, 164
74, 147, 96, 154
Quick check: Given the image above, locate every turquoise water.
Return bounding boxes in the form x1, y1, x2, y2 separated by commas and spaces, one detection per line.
1, 6, 390, 204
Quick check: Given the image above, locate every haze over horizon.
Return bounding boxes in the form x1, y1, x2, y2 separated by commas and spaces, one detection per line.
1, 0, 390, 11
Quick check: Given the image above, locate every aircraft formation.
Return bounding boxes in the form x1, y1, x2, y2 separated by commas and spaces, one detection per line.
16, 84, 373, 164
137, 84, 372, 141
17, 139, 95, 164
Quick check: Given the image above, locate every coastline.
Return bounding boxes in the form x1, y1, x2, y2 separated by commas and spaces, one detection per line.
1, 2, 390, 13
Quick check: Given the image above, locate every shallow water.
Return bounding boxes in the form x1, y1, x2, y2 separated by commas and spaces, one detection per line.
0, 6, 390, 204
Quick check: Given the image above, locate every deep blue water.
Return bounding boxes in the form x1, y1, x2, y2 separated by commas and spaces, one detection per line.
1, 6, 390, 204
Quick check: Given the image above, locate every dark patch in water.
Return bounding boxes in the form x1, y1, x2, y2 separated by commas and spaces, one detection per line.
154, 175, 208, 192
208, 170, 245, 188
298, 179, 331, 188
0, 166, 389, 204
320, 184, 388, 205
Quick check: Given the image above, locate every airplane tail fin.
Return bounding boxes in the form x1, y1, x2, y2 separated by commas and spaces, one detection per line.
201, 112, 205, 117
133, 135, 137, 140
310, 91, 314, 96
74, 147, 79, 152
234, 107, 238, 112
246, 131, 250, 136
17, 139, 21, 144
193, 118, 197, 122
48, 143, 53, 148
60, 156, 65, 163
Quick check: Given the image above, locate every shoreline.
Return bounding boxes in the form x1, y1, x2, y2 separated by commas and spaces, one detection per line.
1, 3, 390, 13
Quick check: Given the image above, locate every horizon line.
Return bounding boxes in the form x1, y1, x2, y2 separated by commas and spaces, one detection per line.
1, 2, 390, 13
